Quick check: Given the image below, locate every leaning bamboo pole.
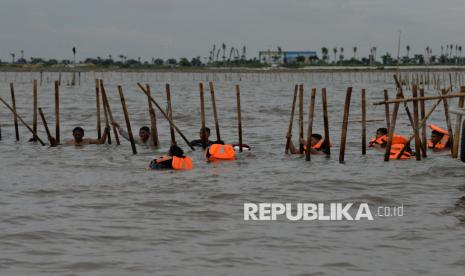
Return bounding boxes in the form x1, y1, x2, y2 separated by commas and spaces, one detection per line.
373, 92, 465, 105
452, 86, 465, 158
285, 85, 298, 154
305, 88, 316, 161
412, 85, 421, 160
339, 87, 352, 163
0, 97, 45, 145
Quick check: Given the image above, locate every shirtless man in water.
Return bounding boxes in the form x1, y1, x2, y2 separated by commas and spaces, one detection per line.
65, 126, 109, 146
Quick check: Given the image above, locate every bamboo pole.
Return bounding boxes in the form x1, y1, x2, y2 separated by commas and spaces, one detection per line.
452, 86, 465, 158
10, 83, 19, 141
38, 107, 55, 146
285, 85, 298, 154
100, 80, 120, 145
339, 87, 352, 163
165, 83, 176, 144
419, 88, 427, 158
137, 83, 195, 150
361, 89, 367, 155
373, 92, 465, 105
322, 88, 330, 155
146, 84, 159, 147
412, 85, 421, 160
306, 88, 316, 161
384, 86, 402, 161
0, 97, 45, 145
54, 80, 60, 144
95, 79, 102, 139
209, 81, 221, 142
383, 89, 390, 130
441, 88, 454, 155
199, 82, 207, 149
393, 75, 426, 156
32, 79, 38, 141
299, 84, 304, 153
118, 86, 137, 154
236, 84, 243, 152
99, 81, 111, 144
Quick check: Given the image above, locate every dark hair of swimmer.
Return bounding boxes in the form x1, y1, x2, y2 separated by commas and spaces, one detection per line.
168, 145, 184, 157
140, 126, 150, 133
431, 130, 444, 138
73, 127, 84, 136
311, 133, 322, 140
200, 127, 211, 135
377, 128, 388, 135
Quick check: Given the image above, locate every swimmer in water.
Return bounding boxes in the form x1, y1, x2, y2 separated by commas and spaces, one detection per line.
65, 126, 109, 146
190, 127, 217, 148
428, 124, 451, 152
287, 133, 330, 155
112, 122, 155, 146
368, 127, 412, 152
149, 144, 193, 170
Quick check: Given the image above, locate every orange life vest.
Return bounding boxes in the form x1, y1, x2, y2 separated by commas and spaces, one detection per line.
389, 144, 413, 160
172, 156, 193, 170
427, 124, 449, 150
303, 138, 331, 151
369, 134, 407, 147
208, 144, 235, 161
427, 135, 449, 150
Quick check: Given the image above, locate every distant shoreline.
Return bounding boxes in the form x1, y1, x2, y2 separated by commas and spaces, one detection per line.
1, 64, 465, 73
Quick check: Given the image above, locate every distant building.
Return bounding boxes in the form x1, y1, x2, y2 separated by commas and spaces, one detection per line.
259, 50, 318, 64
283, 51, 318, 64
259, 50, 283, 64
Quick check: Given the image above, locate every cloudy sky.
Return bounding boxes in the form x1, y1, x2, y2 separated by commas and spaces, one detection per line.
1, 0, 464, 62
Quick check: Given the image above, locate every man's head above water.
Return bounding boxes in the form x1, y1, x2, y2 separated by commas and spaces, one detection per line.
139, 126, 150, 143
199, 127, 211, 140
72, 127, 85, 143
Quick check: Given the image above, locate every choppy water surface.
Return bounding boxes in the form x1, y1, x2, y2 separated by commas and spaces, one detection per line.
1, 71, 465, 275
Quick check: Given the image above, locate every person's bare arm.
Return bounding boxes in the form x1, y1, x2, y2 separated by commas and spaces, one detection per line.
86, 127, 110, 144
287, 134, 300, 154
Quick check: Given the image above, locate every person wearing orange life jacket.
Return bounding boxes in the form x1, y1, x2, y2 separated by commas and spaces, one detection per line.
205, 141, 236, 162
149, 144, 193, 170
287, 133, 331, 155
368, 127, 413, 159
428, 124, 451, 152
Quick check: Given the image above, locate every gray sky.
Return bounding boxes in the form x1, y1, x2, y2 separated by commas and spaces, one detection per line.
1, 0, 464, 62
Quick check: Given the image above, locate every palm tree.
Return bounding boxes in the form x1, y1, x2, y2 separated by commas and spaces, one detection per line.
406, 45, 410, 58
11, 53, 15, 64
72, 47, 76, 66
459, 46, 462, 64
321, 47, 329, 63
339, 47, 344, 61
441, 45, 444, 56
353, 46, 357, 59
333, 47, 337, 63
425, 46, 430, 64
222, 43, 226, 61
450, 44, 454, 57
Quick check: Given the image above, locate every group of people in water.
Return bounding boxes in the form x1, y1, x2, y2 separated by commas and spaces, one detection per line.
58, 120, 451, 171
285, 123, 451, 160
61, 125, 248, 171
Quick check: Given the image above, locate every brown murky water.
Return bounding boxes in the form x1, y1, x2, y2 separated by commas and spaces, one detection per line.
1, 71, 464, 275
